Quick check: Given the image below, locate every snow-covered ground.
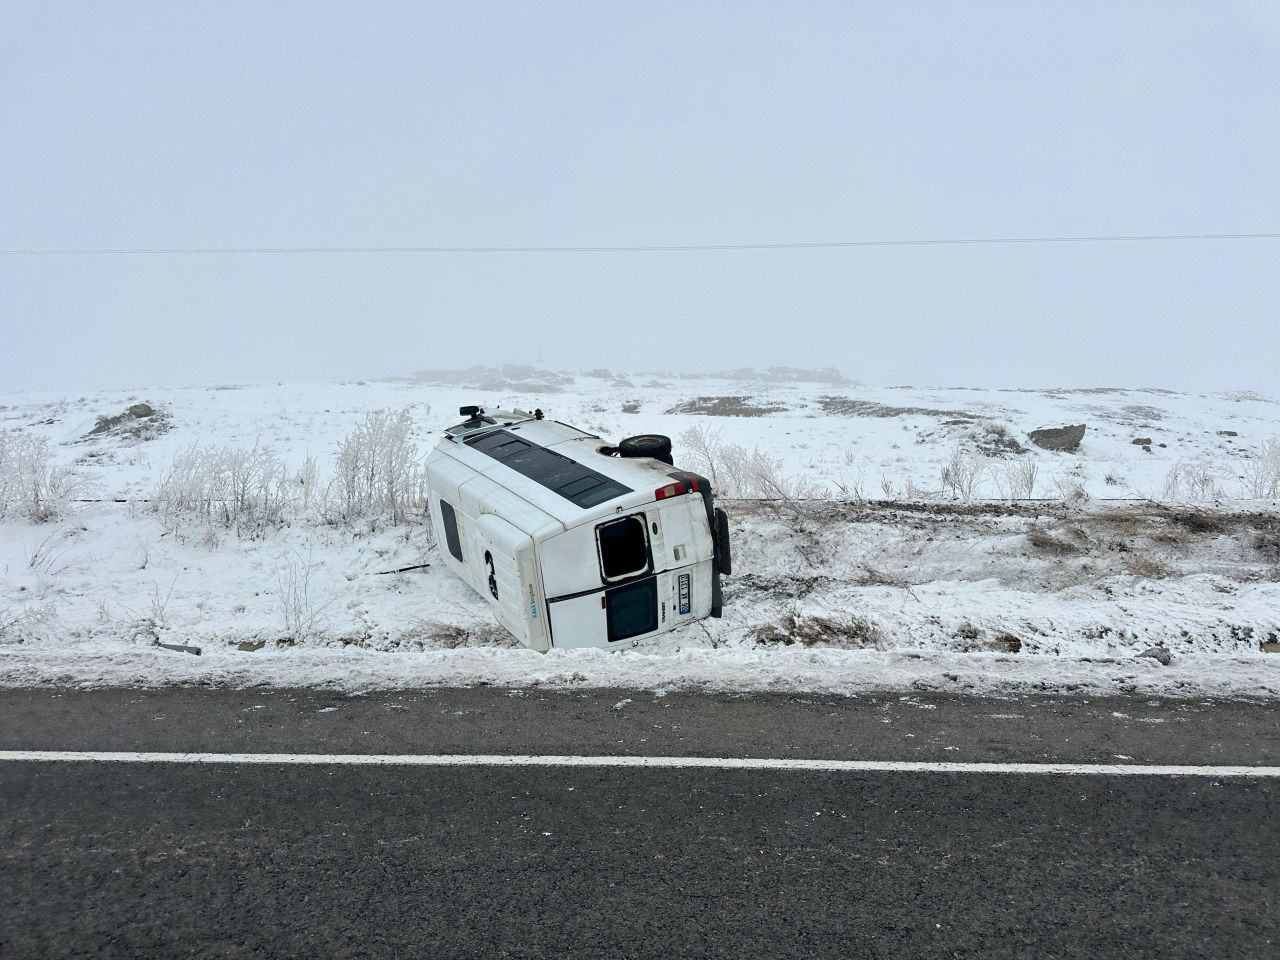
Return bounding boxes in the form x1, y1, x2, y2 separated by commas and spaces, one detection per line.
2, 367, 1278, 698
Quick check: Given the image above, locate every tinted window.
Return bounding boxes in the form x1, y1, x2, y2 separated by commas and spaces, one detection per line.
440, 499, 464, 562
606, 578, 659, 642
598, 516, 649, 580
465, 430, 631, 507
469, 432, 531, 460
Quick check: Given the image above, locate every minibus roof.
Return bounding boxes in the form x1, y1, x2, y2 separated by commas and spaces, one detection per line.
439, 413, 685, 526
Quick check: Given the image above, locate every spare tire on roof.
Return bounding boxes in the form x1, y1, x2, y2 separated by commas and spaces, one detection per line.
618, 434, 673, 465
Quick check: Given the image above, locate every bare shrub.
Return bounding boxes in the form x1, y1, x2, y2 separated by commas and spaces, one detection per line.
737, 447, 826, 500
830, 468, 865, 501
679, 425, 725, 490
1162, 461, 1222, 502
25, 527, 81, 575
153, 443, 291, 537
940, 446, 985, 500
146, 576, 177, 628
327, 408, 428, 524
0, 432, 89, 522
112, 575, 179, 642
678, 425, 824, 500
1000, 456, 1039, 499
275, 547, 336, 643
751, 606, 885, 649
0, 603, 55, 643
295, 454, 320, 516
1238, 438, 1280, 499
1052, 468, 1090, 505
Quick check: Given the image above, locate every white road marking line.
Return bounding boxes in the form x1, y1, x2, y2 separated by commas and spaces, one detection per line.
0, 751, 1277, 777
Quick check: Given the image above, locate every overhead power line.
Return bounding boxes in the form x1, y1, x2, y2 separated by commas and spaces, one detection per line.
2, 232, 1279, 256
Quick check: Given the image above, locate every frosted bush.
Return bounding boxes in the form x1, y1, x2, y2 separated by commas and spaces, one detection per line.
0, 432, 88, 522
1238, 438, 1280, 499
1052, 465, 1091, 505
275, 546, 336, 642
152, 443, 292, 537
1163, 461, 1223, 502
679, 425, 825, 499
997, 456, 1039, 500
940, 446, 985, 500
327, 407, 428, 524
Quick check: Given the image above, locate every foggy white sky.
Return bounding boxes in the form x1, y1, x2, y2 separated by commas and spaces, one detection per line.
2, 1, 1278, 394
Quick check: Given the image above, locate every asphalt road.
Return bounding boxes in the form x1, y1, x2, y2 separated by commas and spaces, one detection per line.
2, 688, 1277, 958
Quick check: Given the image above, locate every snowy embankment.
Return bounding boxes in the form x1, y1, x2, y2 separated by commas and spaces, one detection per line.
2, 368, 1278, 697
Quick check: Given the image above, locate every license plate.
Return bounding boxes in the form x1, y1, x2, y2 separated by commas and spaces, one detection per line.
678, 573, 690, 615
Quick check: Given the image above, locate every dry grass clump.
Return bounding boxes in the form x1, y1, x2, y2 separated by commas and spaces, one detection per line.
855, 563, 913, 588
1121, 554, 1177, 579
817, 396, 977, 419
1253, 522, 1280, 563
1164, 508, 1228, 535
752, 607, 885, 649
973, 421, 1027, 457
400, 619, 517, 649
949, 621, 1023, 653
1085, 507, 1196, 545
1026, 524, 1081, 555
667, 395, 787, 417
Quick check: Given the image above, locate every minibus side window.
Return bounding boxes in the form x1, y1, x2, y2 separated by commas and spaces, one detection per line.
597, 516, 649, 581
440, 499, 464, 562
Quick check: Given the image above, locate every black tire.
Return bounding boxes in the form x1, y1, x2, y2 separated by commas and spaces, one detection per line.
618, 434, 673, 464
713, 506, 732, 576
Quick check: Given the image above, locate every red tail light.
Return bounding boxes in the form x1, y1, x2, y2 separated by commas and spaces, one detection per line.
655, 482, 684, 500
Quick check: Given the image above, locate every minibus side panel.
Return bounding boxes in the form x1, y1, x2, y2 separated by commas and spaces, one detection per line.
539, 524, 607, 598
426, 452, 479, 583
475, 513, 548, 651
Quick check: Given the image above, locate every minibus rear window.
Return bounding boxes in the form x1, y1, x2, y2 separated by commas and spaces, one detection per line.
598, 516, 649, 581
605, 578, 658, 642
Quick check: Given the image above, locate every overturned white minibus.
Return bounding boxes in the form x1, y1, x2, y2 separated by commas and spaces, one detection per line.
425, 406, 731, 651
